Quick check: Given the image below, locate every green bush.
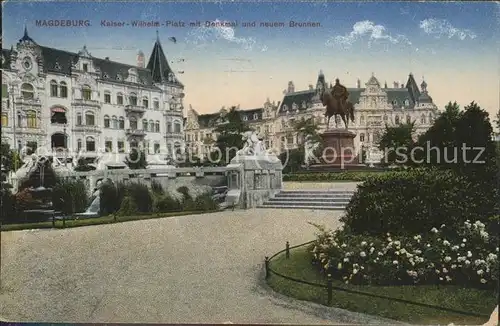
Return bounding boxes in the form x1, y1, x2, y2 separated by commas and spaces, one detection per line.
52, 179, 89, 214
126, 182, 153, 213
151, 180, 164, 195
99, 181, 127, 215
283, 170, 404, 182
0, 183, 17, 223
190, 192, 219, 211
116, 196, 139, 216
153, 193, 182, 213
342, 168, 499, 236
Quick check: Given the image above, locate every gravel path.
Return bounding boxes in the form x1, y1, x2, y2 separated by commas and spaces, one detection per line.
0, 208, 396, 324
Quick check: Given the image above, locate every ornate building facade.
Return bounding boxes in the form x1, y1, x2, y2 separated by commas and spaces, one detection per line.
185, 71, 439, 162
1, 28, 185, 167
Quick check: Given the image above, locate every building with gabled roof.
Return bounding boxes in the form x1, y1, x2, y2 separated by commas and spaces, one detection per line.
1, 28, 185, 167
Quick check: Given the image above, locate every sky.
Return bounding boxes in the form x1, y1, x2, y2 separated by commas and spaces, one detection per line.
2, 0, 499, 123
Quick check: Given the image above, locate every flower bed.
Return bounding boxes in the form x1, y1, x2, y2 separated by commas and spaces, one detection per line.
310, 220, 499, 291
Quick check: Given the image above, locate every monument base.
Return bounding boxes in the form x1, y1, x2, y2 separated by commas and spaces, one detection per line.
310, 129, 364, 170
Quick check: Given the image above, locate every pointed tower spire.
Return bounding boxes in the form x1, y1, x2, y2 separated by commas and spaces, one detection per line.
24, 24, 28, 37
147, 32, 177, 84
19, 25, 36, 43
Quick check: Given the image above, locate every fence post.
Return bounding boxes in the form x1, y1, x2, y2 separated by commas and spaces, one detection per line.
265, 256, 270, 279
52, 212, 55, 228
327, 273, 333, 305
285, 241, 290, 259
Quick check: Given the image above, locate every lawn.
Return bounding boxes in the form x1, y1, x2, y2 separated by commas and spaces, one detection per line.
267, 245, 497, 325
1, 209, 219, 232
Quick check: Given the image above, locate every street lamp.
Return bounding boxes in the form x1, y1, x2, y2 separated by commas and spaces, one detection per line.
63, 125, 67, 168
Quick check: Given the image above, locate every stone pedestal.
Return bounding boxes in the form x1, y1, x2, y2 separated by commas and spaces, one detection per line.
310, 129, 364, 170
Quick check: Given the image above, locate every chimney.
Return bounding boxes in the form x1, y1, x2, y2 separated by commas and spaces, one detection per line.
287, 81, 295, 93
309, 84, 314, 90
137, 50, 145, 68
357, 79, 361, 88
393, 81, 399, 88
105, 57, 110, 60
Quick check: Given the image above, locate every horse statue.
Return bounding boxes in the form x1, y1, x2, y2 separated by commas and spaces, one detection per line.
320, 78, 355, 129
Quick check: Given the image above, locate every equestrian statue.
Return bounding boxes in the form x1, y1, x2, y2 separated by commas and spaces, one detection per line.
320, 78, 355, 130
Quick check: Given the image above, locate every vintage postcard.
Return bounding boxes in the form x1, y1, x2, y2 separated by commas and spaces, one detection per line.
1, 1, 499, 325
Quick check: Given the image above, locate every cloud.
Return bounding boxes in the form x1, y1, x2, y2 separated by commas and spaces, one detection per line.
326, 20, 412, 49
186, 19, 267, 51
419, 18, 476, 40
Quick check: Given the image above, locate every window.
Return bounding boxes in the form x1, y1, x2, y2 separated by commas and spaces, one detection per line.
242, 115, 248, 121
253, 113, 258, 120
117, 93, 124, 105
383, 115, 388, 122
27, 111, 37, 128
17, 112, 22, 127
406, 115, 411, 124
104, 92, 111, 103
82, 85, 92, 100
85, 111, 95, 125
86, 136, 95, 152
404, 99, 410, 106
77, 139, 82, 151
129, 93, 137, 106
76, 113, 82, 125
286, 135, 294, 145
429, 113, 433, 123
167, 123, 172, 133
105, 140, 113, 152
112, 116, 118, 129
142, 97, 149, 108
119, 116, 125, 129
118, 141, 125, 153
50, 108, 67, 124
360, 133, 365, 142
174, 122, 181, 133
21, 83, 34, 99
360, 115, 365, 125
154, 99, 159, 109
421, 114, 426, 124
155, 121, 160, 132
104, 115, 110, 128
149, 120, 154, 132
83, 63, 88, 72
154, 143, 160, 154
395, 115, 400, 124
1, 113, 7, 127
129, 117, 137, 130
142, 119, 148, 130
59, 82, 68, 98
50, 80, 58, 97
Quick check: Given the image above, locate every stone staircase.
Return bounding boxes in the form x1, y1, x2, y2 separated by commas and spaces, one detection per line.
258, 190, 355, 210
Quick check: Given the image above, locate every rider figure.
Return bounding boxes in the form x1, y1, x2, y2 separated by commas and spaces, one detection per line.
332, 78, 349, 109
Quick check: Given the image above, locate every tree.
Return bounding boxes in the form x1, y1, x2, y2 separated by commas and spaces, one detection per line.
209, 106, 250, 165
1, 143, 21, 175
377, 122, 415, 166
125, 149, 148, 169
495, 108, 500, 132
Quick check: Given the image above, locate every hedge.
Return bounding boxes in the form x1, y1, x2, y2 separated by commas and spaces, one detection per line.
283, 170, 406, 182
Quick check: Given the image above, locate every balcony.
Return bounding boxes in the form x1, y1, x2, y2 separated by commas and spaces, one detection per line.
71, 98, 101, 107
72, 125, 102, 133
164, 132, 184, 140
125, 105, 146, 115
126, 128, 146, 137
163, 109, 183, 117
15, 127, 46, 135
14, 97, 42, 106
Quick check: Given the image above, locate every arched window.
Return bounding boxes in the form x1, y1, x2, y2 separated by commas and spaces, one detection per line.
142, 97, 149, 108
129, 92, 137, 106
142, 119, 148, 130
82, 85, 92, 100
129, 117, 137, 130
174, 121, 181, 133
76, 112, 82, 125
27, 111, 37, 128
395, 115, 400, 124
148, 119, 154, 132
1, 113, 8, 127
421, 114, 426, 124
253, 113, 258, 120
406, 115, 411, 124
359, 133, 365, 142
154, 142, 160, 154
117, 92, 124, 105
112, 115, 118, 129
77, 138, 83, 151
104, 115, 110, 128
104, 91, 111, 104
155, 120, 160, 132
404, 99, 410, 106
85, 111, 95, 125
50, 80, 58, 97
59, 81, 68, 98
119, 116, 125, 129
242, 115, 248, 121
153, 98, 160, 110
86, 136, 96, 152
21, 83, 34, 99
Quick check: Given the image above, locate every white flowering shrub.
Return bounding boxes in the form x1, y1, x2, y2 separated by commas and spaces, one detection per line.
309, 220, 499, 290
